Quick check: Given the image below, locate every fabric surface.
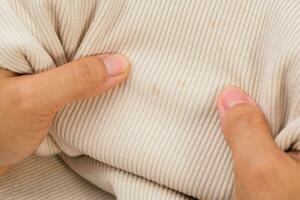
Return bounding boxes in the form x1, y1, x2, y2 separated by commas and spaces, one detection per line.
0, 155, 115, 200
1, 0, 300, 199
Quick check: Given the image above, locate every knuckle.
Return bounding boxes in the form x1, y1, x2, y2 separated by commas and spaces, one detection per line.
10, 81, 37, 113
3, 80, 53, 121
2, 80, 48, 117
249, 159, 272, 174
71, 57, 106, 90
247, 158, 277, 183
1, 80, 53, 117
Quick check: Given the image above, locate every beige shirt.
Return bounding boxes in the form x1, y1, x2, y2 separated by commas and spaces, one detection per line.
1, 0, 300, 199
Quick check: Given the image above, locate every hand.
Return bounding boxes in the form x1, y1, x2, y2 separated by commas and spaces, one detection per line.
217, 87, 300, 200
0, 54, 130, 175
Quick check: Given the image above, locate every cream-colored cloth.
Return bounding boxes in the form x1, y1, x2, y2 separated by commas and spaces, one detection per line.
0, 155, 115, 200
1, 0, 300, 199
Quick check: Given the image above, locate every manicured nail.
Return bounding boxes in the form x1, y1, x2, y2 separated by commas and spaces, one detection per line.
100, 54, 129, 76
221, 88, 250, 110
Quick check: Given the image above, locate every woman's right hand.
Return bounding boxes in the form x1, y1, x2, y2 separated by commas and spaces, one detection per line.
0, 54, 130, 175
217, 87, 300, 200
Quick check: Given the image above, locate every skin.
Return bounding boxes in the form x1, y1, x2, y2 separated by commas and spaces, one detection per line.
217, 87, 300, 200
0, 56, 299, 199
0, 54, 130, 175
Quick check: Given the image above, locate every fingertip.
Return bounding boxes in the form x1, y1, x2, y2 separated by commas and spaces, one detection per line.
217, 90, 226, 119
217, 86, 257, 130
99, 54, 131, 77
217, 86, 252, 115
86, 54, 131, 94
217, 87, 241, 118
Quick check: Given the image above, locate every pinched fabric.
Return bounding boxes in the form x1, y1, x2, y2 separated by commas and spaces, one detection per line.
1, 0, 300, 199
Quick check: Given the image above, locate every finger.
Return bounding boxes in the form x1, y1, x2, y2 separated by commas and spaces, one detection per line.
217, 86, 281, 163
0, 68, 16, 78
288, 151, 300, 162
11, 54, 130, 112
0, 165, 11, 176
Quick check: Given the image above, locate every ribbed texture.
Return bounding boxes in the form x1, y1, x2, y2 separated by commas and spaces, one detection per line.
1, 0, 300, 199
60, 154, 192, 200
0, 155, 114, 200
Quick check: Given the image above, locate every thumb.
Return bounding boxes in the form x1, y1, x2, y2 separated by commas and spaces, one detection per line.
12, 54, 130, 112
217, 87, 280, 163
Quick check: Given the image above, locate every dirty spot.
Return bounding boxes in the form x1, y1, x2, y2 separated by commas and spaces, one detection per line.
210, 20, 216, 29
153, 85, 160, 96
177, 80, 185, 88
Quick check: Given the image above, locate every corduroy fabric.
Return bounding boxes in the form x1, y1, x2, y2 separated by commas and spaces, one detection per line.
0, 155, 115, 200
1, 0, 300, 199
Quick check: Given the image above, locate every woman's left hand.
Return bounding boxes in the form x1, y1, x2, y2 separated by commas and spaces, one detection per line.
0, 54, 130, 175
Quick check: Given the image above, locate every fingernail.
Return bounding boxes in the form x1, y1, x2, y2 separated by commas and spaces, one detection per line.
221, 88, 250, 110
100, 54, 129, 76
